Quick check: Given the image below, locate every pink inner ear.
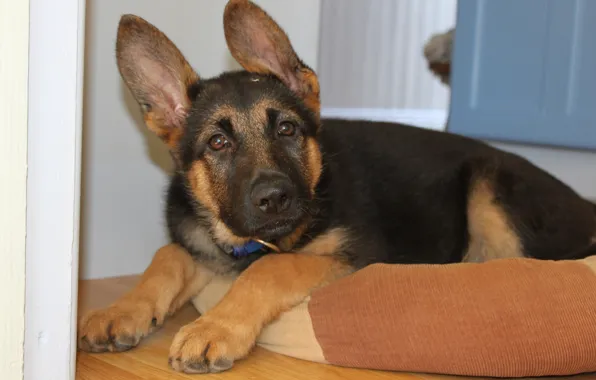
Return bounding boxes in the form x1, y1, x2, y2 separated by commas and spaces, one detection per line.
247, 27, 300, 91
137, 56, 188, 126
258, 45, 284, 76
258, 45, 303, 96
174, 104, 187, 117
158, 81, 187, 127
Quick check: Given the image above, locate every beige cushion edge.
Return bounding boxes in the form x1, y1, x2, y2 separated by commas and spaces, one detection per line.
581, 255, 596, 274
191, 276, 328, 364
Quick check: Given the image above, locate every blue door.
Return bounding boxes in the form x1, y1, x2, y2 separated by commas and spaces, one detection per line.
448, 0, 596, 150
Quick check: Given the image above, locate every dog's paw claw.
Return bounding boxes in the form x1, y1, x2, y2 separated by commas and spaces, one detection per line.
186, 359, 211, 374
78, 302, 157, 353
111, 333, 139, 352
211, 358, 235, 373
168, 316, 254, 374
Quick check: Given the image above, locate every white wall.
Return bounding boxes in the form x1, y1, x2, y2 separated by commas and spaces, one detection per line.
81, 0, 321, 279
318, 0, 456, 111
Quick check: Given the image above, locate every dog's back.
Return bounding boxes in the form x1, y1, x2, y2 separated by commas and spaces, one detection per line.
315, 118, 596, 268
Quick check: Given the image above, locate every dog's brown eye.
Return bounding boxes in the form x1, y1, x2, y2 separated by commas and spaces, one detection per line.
277, 122, 296, 136
208, 134, 229, 151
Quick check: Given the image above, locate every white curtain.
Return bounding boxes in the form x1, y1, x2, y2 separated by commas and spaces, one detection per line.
318, 0, 456, 111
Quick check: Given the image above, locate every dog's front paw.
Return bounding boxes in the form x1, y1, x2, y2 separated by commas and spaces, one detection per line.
78, 300, 160, 353
168, 315, 256, 374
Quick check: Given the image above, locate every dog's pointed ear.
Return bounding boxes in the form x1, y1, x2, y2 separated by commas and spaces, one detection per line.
116, 15, 199, 149
223, 0, 321, 114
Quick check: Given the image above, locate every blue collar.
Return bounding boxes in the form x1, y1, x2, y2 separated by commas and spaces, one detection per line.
231, 240, 267, 258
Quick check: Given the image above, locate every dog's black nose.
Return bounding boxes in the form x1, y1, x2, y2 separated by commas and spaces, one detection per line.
251, 178, 295, 215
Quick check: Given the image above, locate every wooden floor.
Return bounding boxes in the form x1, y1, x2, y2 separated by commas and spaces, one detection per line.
75, 276, 592, 380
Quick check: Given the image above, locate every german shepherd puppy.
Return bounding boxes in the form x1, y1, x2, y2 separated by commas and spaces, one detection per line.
78, 0, 596, 374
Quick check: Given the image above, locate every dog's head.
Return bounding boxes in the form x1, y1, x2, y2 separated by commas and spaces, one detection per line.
116, 0, 322, 247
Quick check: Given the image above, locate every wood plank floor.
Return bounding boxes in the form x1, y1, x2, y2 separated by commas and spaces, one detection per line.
75, 276, 593, 380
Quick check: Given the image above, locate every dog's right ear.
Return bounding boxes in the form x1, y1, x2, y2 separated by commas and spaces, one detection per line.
223, 0, 321, 115
116, 15, 199, 149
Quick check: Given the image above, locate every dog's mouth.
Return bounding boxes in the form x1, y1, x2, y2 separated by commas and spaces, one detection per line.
221, 213, 303, 245
220, 198, 311, 249
251, 218, 301, 242
218, 219, 299, 259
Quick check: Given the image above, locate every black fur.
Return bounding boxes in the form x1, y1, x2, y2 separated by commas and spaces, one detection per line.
311, 119, 596, 267
166, 70, 596, 275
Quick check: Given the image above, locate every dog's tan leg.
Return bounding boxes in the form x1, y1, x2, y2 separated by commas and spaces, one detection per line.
78, 243, 213, 352
464, 178, 524, 262
168, 228, 351, 374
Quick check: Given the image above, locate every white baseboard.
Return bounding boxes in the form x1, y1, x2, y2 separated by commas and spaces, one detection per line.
320, 107, 448, 131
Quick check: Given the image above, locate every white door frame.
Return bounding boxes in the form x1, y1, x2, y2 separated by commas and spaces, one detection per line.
25, 0, 85, 379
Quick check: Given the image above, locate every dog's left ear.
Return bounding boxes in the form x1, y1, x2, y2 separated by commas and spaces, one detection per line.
223, 0, 320, 114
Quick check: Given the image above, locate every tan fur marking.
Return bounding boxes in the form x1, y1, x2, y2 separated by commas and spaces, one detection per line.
169, 270, 214, 315
168, 228, 351, 372
298, 228, 350, 257
249, 98, 278, 127
464, 179, 523, 262
145, 113, 184, 149
245, 99, 284, 168
212, 221, 250, 246
78, 244, 213, 352
301, 69, 321, 115
304, 137, 323, 195
206, 104, 237, 125
187, 162, 252, 246
278, 221, 310, 251
188, 161, 220, 215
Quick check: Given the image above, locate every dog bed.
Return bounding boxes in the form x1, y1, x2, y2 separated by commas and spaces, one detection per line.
192, 256, 596, 378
